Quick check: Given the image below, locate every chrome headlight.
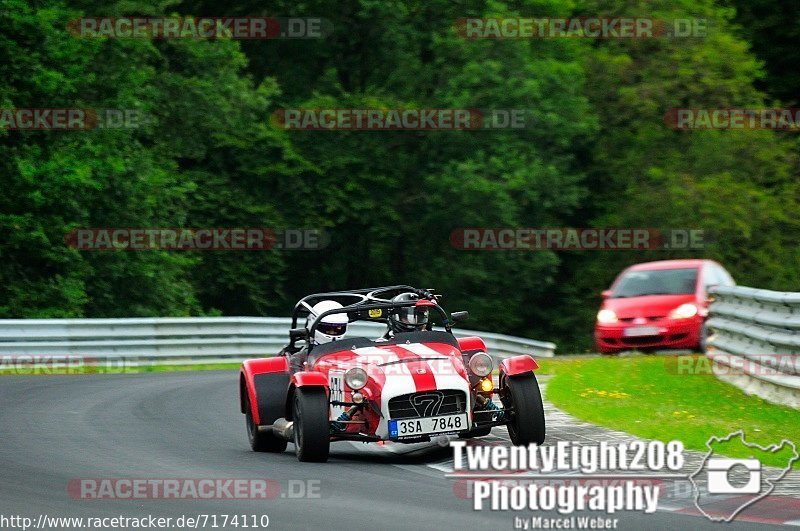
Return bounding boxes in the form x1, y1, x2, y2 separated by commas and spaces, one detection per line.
468, 352, 493, 377
344, 367, 368, 390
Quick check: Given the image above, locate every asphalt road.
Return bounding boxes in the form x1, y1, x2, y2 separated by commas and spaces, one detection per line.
0, 371, 786, 530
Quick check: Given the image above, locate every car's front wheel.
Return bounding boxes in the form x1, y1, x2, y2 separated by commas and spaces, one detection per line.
699, 322, 710, 353
293, 388, 330, 462
502, 373, 546, 445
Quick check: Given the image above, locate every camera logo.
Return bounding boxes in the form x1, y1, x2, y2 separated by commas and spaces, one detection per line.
706, 458, 761, 494
689, 430, 798, 522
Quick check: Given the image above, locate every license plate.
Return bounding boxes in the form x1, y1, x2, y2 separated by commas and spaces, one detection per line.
624, 326, 660, 337
389, 414, 469, 439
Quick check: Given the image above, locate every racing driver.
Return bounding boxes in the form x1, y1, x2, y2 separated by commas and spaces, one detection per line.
383, 292, 430, 338
289, 300, 348, 373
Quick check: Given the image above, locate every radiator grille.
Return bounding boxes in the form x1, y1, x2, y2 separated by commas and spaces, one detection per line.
388, 390, 466, 419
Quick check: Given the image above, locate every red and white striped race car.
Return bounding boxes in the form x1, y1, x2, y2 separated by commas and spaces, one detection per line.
239, 286, 545, 462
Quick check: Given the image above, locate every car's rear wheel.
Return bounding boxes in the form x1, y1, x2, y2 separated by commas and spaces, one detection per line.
245, 394, 288, 453
502, 373, 545, 445
293, 388, 330, 462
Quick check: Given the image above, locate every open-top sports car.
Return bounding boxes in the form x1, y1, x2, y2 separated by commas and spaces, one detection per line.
239, 286, 546, 462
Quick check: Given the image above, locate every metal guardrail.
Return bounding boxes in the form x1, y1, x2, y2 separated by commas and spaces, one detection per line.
0, 317, 555, 366
707, 285, 800, 408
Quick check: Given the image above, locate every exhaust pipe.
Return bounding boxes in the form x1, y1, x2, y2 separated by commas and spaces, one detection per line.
270, 418, 293, 440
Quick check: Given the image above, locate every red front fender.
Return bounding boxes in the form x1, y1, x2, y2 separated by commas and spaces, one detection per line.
286, 371, 330, 421
240, 356, 289, 424
499, 355, 540, 376
457, 336, 488, 353
291, 371, 329, 388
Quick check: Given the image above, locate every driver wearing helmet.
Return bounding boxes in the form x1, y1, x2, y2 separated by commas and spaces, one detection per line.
384, 292, 431, 338
289, 300, 348, 373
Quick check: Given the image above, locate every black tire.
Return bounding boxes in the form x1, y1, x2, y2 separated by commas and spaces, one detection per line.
245, 394, 288, 453
293, 388, 330, 462
699, 323, 709, 353
502, 374, 546, 445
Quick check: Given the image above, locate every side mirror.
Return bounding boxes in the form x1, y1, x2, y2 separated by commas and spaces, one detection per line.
289, 328, 307, 341
601, 290, 613, 299
451, 311, 469, 323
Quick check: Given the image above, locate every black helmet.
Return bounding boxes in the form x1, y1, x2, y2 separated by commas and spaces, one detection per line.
389, 292, 430, 333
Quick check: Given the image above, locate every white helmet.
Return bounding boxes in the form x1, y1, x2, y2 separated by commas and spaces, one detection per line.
308, 300, 348, 345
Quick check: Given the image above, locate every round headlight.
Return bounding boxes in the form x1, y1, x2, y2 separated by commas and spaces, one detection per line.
468, 352, 493, 377
344, 367, 368, 390
669, 303, 698, 320
596, 309, 618, 324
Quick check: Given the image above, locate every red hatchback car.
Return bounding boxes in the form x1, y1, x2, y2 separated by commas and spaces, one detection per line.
594, 259, 735, 354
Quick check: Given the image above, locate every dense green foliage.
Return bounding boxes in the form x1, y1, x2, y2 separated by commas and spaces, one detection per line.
1, 0, 797, 350
722, 0, 800, 105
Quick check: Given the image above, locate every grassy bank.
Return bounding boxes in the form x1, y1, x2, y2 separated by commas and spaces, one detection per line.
541, 355, 799, 468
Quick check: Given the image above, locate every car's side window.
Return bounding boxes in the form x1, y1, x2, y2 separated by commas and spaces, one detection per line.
703, 264, 720, 292
701, 264, 716, 291
703, 264, 734, 291
714, 265, 735, 287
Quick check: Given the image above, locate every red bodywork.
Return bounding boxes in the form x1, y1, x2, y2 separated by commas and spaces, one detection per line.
499, 355, 540, 375
594, 259, 732, 353
240, 357, 287, 424
240, 333, 539, 440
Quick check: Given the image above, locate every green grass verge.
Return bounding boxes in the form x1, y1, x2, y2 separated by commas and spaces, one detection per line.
542, 355, 800, 469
